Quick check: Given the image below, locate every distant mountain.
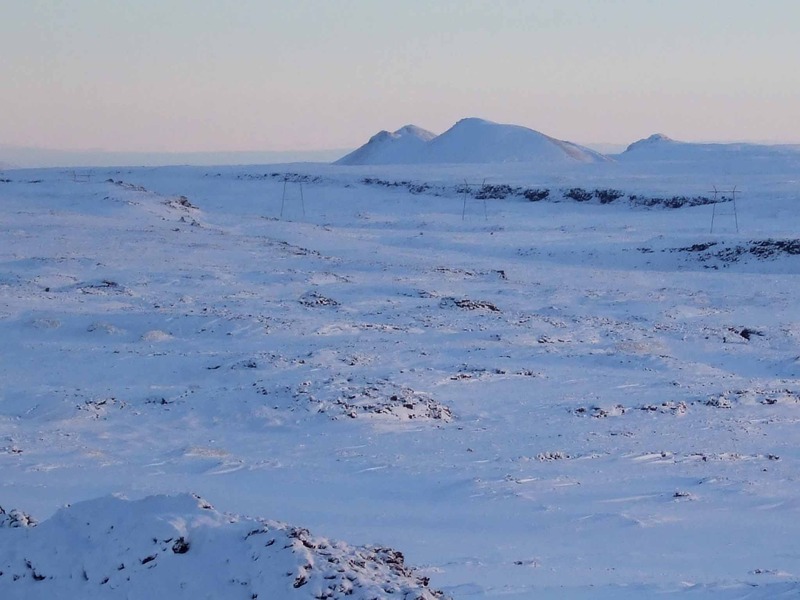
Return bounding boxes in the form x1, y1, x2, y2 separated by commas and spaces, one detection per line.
335, 118, 610, 165
335, 125, 436, 165
427, 118, 609, 164
619, 133, 800, 161
622, 133, 677, 153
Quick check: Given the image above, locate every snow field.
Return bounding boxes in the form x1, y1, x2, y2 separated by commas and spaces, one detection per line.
1, 153, 799, 598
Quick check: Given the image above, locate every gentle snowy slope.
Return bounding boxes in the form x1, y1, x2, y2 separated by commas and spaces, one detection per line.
1, 158, 799, 599
337, 118, 609, 165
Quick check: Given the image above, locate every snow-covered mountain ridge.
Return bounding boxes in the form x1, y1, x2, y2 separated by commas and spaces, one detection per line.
336, 118, 609, 165
335, 124, 437, 166
620, 132, 800, 161
338, 119, 800, 168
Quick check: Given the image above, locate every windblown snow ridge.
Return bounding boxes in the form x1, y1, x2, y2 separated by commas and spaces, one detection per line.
0, 494, 446, 600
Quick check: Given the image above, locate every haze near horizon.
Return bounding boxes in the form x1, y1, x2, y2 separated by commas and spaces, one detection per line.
2, 0, 798, 156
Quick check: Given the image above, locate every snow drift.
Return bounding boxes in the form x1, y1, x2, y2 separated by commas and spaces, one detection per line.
336, 118, 610, 165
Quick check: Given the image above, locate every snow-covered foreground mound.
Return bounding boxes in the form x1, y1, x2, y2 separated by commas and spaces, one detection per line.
0, 494, 444, 599
2, 159, 800, 599
337, 118, 608, 165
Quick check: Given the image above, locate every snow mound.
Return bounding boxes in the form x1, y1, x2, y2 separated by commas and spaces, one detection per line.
256, 378, 453, 422
336, 124, 437, 165
336, 117, 610, 165
0, 494, 446, 600
0, 507, 35, 529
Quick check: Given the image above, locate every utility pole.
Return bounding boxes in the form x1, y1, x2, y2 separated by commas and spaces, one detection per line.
709, 186, 739, 233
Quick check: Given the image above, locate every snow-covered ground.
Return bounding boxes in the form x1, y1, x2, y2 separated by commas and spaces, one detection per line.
1, 149, 799, 598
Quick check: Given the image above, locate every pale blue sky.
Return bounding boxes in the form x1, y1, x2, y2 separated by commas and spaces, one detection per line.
2, 0, 798, 152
